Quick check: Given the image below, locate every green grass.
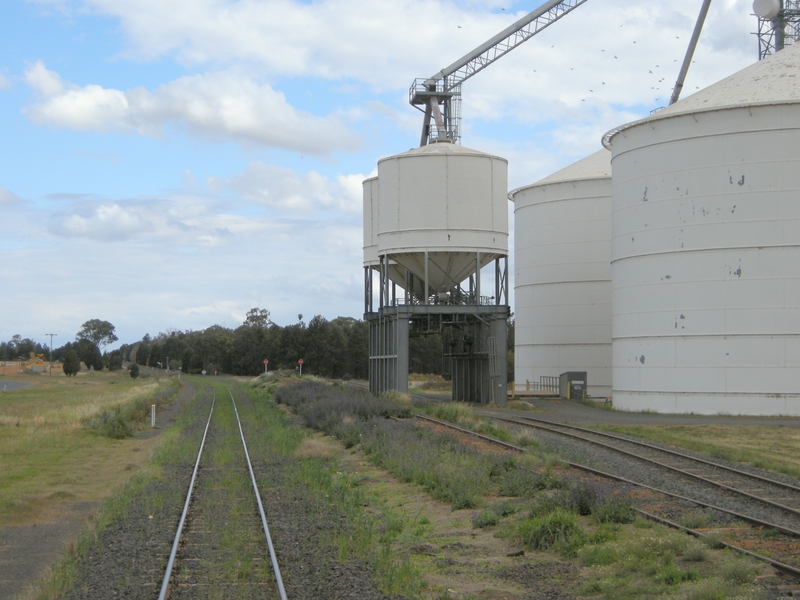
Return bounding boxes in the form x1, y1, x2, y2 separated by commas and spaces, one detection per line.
0, 373, 176, 525
594, 423, 800, 480
246, 384, 425, 596
21, 381, 212, 600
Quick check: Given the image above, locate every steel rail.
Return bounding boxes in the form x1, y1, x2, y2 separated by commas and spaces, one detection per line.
414, 410, 800, 538
228, 388, 288, 600
158, 388, 216, 600
422, 404, 800, 575
482, 413, 800, 519
567, 461, 800, 539
509, 414, 800, 496
413, 413, 526, 453
636, 509, 800, 580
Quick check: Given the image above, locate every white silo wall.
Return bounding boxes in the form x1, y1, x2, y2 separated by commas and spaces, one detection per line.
363, 176, 406, 291
363, 177, 379, 267
604, 43, 800, 416
511, 150, 612, 398
377, 141, 508, 294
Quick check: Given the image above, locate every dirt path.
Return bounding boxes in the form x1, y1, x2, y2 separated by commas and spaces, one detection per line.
0, 380, 197, 600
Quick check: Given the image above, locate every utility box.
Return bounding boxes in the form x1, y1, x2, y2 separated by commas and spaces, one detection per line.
559, 371, 587, 401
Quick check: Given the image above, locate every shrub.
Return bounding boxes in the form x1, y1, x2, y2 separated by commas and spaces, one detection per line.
680, 510, 713, 530
701, 532, 726, 549
472, 509, 500, 528
579, 544, 617, 566
682, 544, 708, 562
129, 363, 140, 379
721, 559, 759, 585
656, 564, 700, 585
517, 509, 583, 552
472, 502, 517, 528
499, 468, 541, 497
566, 479, 601, 515
593, 496, 636, 524
63, 350, 80, 376
420, 402, 474, 426
104, 413, 134, 439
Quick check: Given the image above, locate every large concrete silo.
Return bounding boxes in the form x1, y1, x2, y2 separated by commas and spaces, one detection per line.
510, 149, 612, 398
603, 43, 800, 415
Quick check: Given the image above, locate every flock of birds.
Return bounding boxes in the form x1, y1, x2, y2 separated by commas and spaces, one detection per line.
455, 13, 705, 106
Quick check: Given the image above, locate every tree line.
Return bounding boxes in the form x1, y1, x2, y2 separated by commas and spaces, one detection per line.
126, 310, 373, 379
6, 309, 514, 380
0, 335, 49, 362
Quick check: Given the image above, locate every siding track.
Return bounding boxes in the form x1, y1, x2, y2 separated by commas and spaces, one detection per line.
477, 412, 800, 533
411, 411, 800, 579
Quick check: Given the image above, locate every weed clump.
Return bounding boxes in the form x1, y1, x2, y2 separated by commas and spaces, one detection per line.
592, 496, 636, 524
721, 558, 760, 585
680, 510, 714, 530
517, 508, 584, 554
84, 381, 180, 439
472, 502, 517, 528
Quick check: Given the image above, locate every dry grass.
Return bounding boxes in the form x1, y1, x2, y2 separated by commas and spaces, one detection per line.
294, 436, 341, 460
0, 373, 173, 526
0, 375, 159, 429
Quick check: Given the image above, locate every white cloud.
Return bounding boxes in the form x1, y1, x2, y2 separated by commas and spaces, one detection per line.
23, 63, 360, 155
25, 60, 65, 96
1, 188, 366, 342
49, 203, 153, 241
0, 73, 11, 90
226, 162, 364, 214
72, 0, 495, 88
59, 0, 759, 100
0, 185, 22, 205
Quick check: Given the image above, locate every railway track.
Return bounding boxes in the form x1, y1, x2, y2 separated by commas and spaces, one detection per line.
158, 387, 286, 600
412, 412, 800, 579
477, 411, 800, 532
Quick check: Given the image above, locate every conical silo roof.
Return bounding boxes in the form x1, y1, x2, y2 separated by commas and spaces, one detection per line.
604, 42, 800, 148
379, 139, 507, 163
510, 149, 610, 198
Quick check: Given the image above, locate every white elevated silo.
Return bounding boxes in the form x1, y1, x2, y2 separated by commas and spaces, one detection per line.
362, 176, 405, 310
363, 176, 380, 268
366, 139, 510, 403
377, 141, 508, 296
603, 43, 800, 415
510, 150, 612, 398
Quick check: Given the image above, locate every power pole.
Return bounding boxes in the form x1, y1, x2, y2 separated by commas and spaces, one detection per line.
45, 333, 57, 375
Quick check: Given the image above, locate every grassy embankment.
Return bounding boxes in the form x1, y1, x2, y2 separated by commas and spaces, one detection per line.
269, 380, 772, 599
0, 371, 179, 526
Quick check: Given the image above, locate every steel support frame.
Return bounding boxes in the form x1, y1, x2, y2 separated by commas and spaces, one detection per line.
365, 252, 510, 404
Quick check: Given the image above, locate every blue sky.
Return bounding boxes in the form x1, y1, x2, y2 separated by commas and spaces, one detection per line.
1, 0, 757, 348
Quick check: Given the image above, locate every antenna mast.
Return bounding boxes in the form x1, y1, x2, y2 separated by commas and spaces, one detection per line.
755, 0, 800, 59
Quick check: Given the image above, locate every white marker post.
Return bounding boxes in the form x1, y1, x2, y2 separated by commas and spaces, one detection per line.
263, 358, 269, 374
298, 359, 303, 376
151, 404, 156, 428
